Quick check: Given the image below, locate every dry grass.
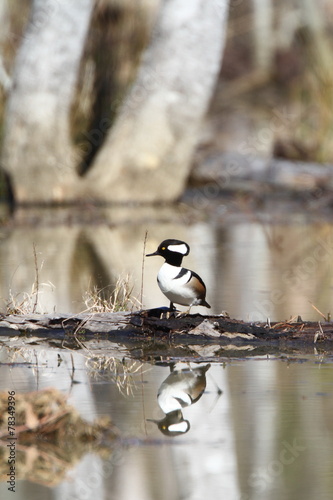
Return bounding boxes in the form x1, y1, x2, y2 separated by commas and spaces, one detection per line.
5, 288, 38, 315
0, 388, 117, 487
3, 245, 54, 315
4, 282, 55, 316
86, 356, 149, 397
3, 267, 140, 317
83, 274, 141, 313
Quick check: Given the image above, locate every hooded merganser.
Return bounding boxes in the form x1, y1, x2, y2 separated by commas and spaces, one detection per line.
156, 363, 211, 413
147, 363, 211, 436
146, 239, 211, 310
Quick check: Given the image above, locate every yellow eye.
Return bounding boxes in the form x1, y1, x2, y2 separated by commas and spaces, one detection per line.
161, 247, 166, 250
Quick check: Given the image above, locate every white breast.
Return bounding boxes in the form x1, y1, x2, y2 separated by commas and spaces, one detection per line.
157, 263, 190, 290
157, 384, 192, 413
157, 263, 197, 306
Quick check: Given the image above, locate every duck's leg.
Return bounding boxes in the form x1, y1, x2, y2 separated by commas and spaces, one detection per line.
165, 301, 176, 319
177, 306, 191, 317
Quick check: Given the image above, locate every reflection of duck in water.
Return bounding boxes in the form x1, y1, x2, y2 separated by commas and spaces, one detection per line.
150, 410, 190, 436
148, 363, 211, 436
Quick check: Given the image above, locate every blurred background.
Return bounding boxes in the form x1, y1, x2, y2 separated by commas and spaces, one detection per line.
0, 0, 333, 320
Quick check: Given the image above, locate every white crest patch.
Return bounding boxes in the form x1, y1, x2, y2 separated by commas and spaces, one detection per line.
168, 421, 190, 433
167, 243, 188, 255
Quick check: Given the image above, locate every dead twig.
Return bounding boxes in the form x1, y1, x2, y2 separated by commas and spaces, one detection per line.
61, 315, 92, 352
140, 230, 148, 308
314, 321, 325, 344
32, 243, 39, 314
309, 301, 330, 322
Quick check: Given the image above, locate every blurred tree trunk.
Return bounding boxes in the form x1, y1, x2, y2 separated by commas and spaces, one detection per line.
86, 0, 230, 203
74, 0, 155, 175
301, 0, 333, 71
1, 0, 229, 204
0, 57, 11, 94
1, 0, 94, 203
0, 0, 11, 93
0, 1, 10, 45
252, 0, 274, 74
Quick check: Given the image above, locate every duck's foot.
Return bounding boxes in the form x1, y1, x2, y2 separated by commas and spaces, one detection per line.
166, 309, 179, 319
156, 303, 178, 319
163, 302, 175, 319
175, 307, 192, 318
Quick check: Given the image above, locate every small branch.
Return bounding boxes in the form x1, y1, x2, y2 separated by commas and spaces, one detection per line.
309, 301, 329, 322
140, 230, 148, 307
314, 321, 324, 344
32, 243, 39, 314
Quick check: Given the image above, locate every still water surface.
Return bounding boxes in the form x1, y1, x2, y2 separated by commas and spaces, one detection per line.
1, 206, 333, 499
0, 348, 333, 500
0, 207, 333, 321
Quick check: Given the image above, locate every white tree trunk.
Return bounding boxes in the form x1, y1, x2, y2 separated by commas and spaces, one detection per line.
301, 0, 333, 71
252, 0, 274, 73
1, 0, 94, 203
85, 0, 229, 203
0, 0, 10, 44
1, 0, 229, 205
0, 0, 12, 92
0, 56, 11, 93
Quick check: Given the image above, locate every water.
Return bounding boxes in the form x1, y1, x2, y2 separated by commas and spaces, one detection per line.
1, 205, 333, 499
0, 206, 332, 322
0, 347, 333, 500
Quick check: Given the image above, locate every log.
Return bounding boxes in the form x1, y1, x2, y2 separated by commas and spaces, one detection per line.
0, 309, 332, 355
191, 151, 333, 193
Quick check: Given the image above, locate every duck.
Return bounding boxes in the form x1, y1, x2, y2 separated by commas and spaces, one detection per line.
146, 239, 211, 311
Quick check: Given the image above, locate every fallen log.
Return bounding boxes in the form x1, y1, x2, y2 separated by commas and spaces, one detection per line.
0, 308, 331, 348
191, 151, 333, 194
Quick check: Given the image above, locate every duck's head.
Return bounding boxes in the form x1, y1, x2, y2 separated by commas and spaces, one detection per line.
146, 239, 190, 266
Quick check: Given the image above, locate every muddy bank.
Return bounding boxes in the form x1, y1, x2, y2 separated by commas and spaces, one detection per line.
0, 310, 331, 359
